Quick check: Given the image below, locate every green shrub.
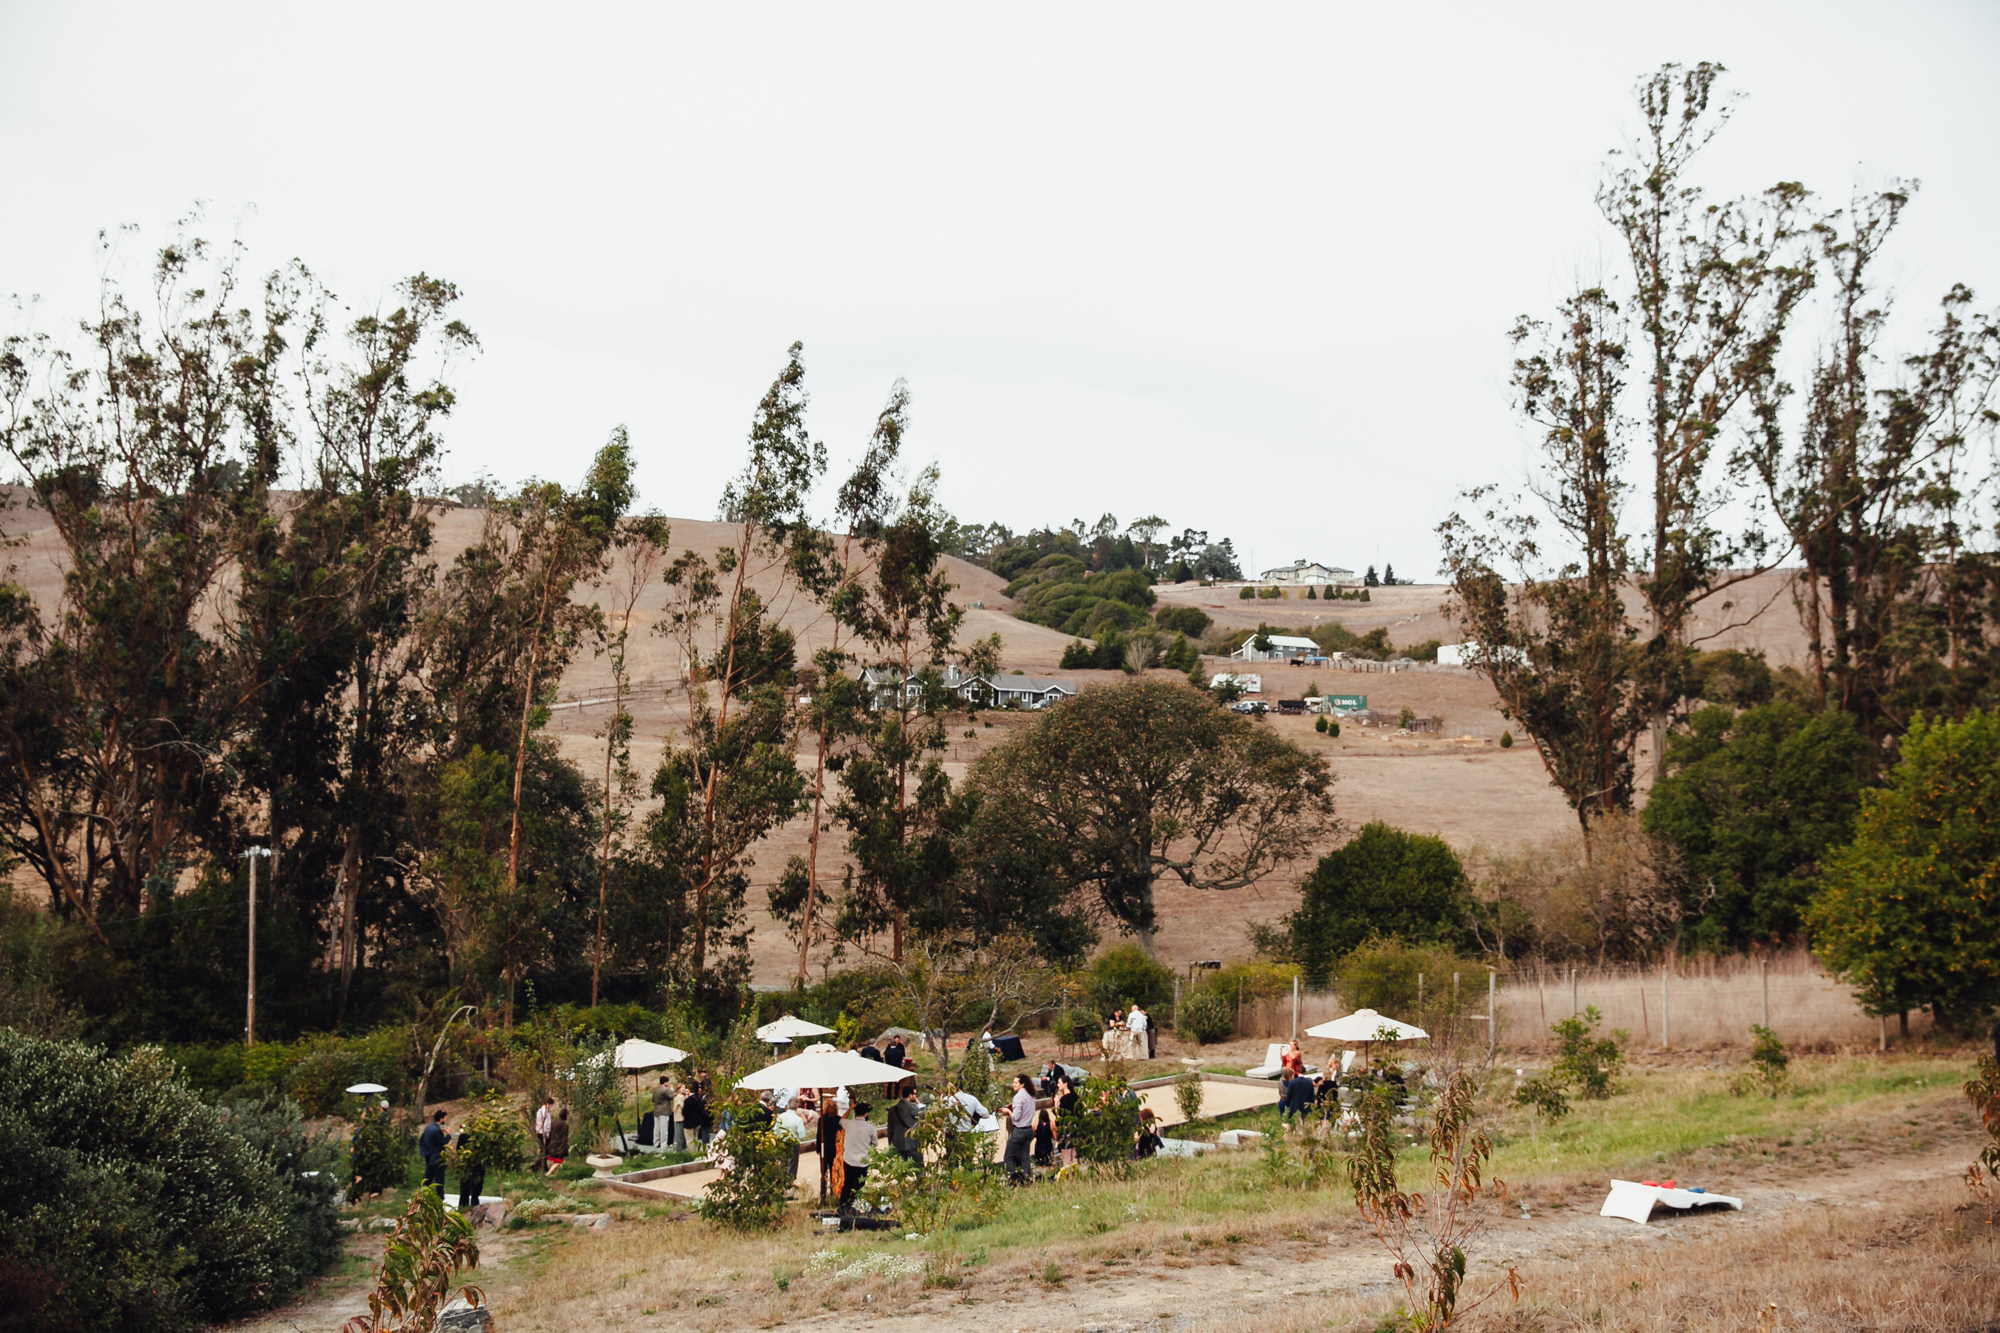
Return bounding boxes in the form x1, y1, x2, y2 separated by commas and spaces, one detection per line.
1239, 585, 1254, 599
1329, 721, 1340, 737
1065, 1079, 1143, 1172
0, 1032, 338, 1332
1196, 958, 1298, 1010
1287, 823, 1479, 984
1174, 1069, 1206, 1122
697, 1093, 798, 1230
457, 1093, 528, 1175
224, 1091, 345, 1282
348, 1105, 416, 1195
1155, 606, 1213, 639
1550, 1006, 1626, 1099
1334, 937, 1482, 1021
1315, 715, 1328, 734
1512, 1072, 1570, 1120
1080, 944, 1174, 1016
1734, 1025, 1790, 1098
1177, 989, 1233, 1044
1499, 730, 1513, 748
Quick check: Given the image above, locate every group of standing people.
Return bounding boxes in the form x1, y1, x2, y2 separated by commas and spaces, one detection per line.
1110, 1004, 1157, 1059
414, 1096, 576, 1208
644, 1074, 714, 1151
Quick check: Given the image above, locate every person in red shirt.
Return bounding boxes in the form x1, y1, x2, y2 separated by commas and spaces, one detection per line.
1281, 1040, 1305, 1079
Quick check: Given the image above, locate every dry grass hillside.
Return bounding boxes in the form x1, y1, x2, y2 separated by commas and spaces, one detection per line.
0, 496, 1820, 982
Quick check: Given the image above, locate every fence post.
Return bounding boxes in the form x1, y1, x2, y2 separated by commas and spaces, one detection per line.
1570, 967, 1577, 1017
1759, 959, 1769, 1030
1291, 974, 1299, 1042
1661, 962, 1670, 1051
1417, 972, 1424, 1018
1879, 1013, 1887, 1052
1487, 969, 1496, 1062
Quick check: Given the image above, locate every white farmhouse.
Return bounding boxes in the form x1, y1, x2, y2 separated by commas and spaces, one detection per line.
1232, 634, 1320, 663
1257, 559, 1356, 585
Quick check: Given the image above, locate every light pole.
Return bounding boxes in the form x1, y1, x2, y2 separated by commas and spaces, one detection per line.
245, 847, 272, 1046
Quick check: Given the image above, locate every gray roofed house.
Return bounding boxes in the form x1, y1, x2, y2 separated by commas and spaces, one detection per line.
978, 675, 1076, 710
1257, 559, 1356, 584
860, 665, 1076, 711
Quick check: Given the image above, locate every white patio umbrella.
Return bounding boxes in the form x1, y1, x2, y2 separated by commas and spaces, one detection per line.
613, 1038, 689, 1069
1306, 1009, 1427, 1069
580, 1040, 690, 1137
736, 1048, 907, 1092
755, 1014, 836, 1044
1306, 1009, 1428, 1042
344, 1082, 389, 1095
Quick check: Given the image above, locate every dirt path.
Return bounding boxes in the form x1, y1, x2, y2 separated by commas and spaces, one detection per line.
223, 1104, 1987, 1333
786, 1134, 1988, 1333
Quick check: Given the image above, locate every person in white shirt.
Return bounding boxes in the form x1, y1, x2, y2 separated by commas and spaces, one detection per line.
1128, 1003, 1155, 1058
533, 1097, 555, 1168
947, 1089, 996, 1133
1004, 1073, 1038, 1184
838, 1101, 880, 1213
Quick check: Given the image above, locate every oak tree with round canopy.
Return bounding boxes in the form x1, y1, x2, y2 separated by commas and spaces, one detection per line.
967, 679, 1334, 953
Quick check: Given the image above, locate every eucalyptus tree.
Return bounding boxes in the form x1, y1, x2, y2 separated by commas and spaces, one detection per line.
769, 382, 905, 981
1441, 286, 1647, 838
236, 269, 474, 1019
1744, 187, 2000, 740
1598, 61, 1815, 776
589, 512, 670, 1004
0, 234, 275, 933
828, 462, 965, 962
415, 437, 636, 1023
650, 344, 825, 980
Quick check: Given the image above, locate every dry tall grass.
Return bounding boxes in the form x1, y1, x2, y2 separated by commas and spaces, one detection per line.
1224, 951, 1917, 1053
1494, 950, 1923, 1053
1455, 1177, 1998, 1333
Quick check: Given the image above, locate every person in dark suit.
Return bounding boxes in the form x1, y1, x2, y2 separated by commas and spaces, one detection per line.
859, 1038, 883, 1063
883, 1036, 907, 1071
418, 1110, 449, 1194
681, 1085, 712, 1146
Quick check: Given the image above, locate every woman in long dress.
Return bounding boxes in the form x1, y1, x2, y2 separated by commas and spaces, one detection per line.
815, 1095, 842, 1206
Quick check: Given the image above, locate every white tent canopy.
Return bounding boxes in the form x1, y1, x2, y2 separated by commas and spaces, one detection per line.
344, 1082, 389, 1095
1306, 1009, 1429, 1042
756, 1014, 836, 1043
736, 1048, 907, 1092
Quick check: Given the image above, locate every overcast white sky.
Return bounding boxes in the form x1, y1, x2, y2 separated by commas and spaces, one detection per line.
4, 3, 1996, 580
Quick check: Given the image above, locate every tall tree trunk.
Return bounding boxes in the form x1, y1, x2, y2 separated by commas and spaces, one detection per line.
691, 517, 756, 977
334, 828, 363, 1022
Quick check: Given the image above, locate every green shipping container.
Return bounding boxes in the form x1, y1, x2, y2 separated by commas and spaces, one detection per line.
1327, 694, 1368, 710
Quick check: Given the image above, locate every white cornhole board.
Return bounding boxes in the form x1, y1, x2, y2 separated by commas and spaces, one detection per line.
1599, 1179, 1743, 1224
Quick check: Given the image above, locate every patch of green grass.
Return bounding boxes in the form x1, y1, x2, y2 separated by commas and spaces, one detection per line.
1488, 1054, 1971, 1184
